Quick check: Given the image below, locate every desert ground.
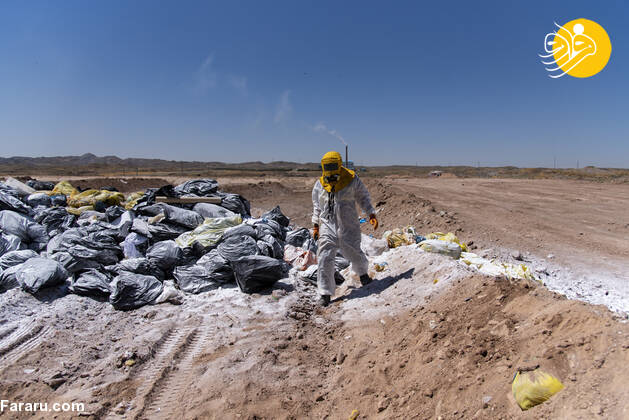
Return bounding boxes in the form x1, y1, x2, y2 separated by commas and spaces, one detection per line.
0, 173, 628, 419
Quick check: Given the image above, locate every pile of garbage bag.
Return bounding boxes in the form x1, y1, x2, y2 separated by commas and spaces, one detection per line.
0, 177, 304, 310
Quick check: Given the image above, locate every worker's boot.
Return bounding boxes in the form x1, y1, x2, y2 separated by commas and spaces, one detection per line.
359, 274, 372, 286
318, 295, 331, 307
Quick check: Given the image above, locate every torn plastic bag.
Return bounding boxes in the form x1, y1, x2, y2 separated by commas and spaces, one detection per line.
69, 269, 112, 297
16, 257, 69, 294
217, 234, 259, 262
107, 257, 166, 280
192, 203, 236, 219
174, 179, 219, 196
302, 237, 317, 253
0, 210, 49, 251
0, 250, 39, 270
76, 211, 109, 227
232, 255, 288, 293
174, 214, 242, 249
196, 249, 234, 284
146, 240, 183, 271
216, 193, 250, 216
109, 273, 164, 310
121, 232, 149, 258
50, 194, 67, 207
255, 220, 284, 240
222, 223, 256, 240
0, 265, 21, 292
138, 203, 203, 229
285, 228, 311, 248
261, 206, 290, 228
283, 244, 316, 271
0, 233, 24, 256
26, 180, 55, 191
27, 193, 52, 208
0, 191, 32, 214
153, 280, 184, 305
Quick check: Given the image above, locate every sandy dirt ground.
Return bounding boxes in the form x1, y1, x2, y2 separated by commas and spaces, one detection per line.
0, 175, 628, 419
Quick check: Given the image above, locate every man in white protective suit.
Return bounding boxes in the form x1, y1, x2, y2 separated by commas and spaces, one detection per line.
311, 151, 379, 307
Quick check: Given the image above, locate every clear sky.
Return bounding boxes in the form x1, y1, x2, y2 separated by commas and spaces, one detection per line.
0, 1, 627, 167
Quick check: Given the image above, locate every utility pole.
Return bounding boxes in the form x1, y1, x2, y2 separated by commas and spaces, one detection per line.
345, 145, 348, 167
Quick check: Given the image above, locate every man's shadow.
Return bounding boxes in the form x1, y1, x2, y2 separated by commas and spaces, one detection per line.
335, 268, 415, 302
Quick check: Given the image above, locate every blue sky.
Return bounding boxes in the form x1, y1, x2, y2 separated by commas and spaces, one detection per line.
0, 1, 627, 167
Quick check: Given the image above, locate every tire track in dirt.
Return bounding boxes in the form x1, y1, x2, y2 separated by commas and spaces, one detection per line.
0, 319, 53, 367
140, 325, 212, 419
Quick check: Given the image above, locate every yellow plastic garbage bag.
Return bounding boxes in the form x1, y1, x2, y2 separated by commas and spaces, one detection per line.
66, 205, 94, 216
175, 215, 242, 248
425, 232, 468, 252
512, 370, 564, 410
383, 226, 416, 248
67, 189, 125, 208
124, 191, 144, 210
419, 239, 462, 258
51, 181, 78, 197
460, 252, 539, 282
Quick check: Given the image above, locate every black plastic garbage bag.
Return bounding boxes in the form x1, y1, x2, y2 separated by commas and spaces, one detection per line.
260, 234, 284, 259
192, 203, 235, 219
174, 179, 219, 197
217, 193, 250, 217
232, 255, 287, 293
0, 265, 21, 292
222, 223, 256, 240
121, 232, 148, 258
47, 227, 122, 271
0, 191, 31, 215
0, 210, 49, 251
257, 240, 272, 257
285, 228, 311, 247
16, 257, 69, 294
139, 203, 203, 229
0, 233, 24, 256
0, 249, 38, 270
299, 265, 345, 286
69, 269, 112, 297
255, 220, 284, 240
105, 205, 125, 222
217, 235, 258, 262
107, 257, 166, 280
335, 255, 350, 271
109, 273, 163, 310
26, 180, 55, 191
50, 195, 67, 207
34, 207, 76, 237
146, 240, 183, 271
146, 221, 189, 242
197, 249, 234, 283
27, 193, 51, 208
173, 253, 232, 294
261, 206, 290, 228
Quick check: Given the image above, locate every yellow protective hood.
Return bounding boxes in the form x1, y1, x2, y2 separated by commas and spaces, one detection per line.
320, 151, 355, 192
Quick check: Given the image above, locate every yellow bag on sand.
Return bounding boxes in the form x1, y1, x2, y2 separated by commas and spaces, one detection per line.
426, 232, 468, 252
512, 370, 564, 410
67, 189, 125, 208
383, 226, 416, 248
51, 181, 78, 197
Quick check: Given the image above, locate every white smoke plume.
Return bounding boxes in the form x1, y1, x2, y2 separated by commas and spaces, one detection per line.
313, 123, 347, 146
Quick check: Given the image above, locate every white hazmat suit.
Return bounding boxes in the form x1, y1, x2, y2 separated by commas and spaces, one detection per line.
311, 176, 375, 296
